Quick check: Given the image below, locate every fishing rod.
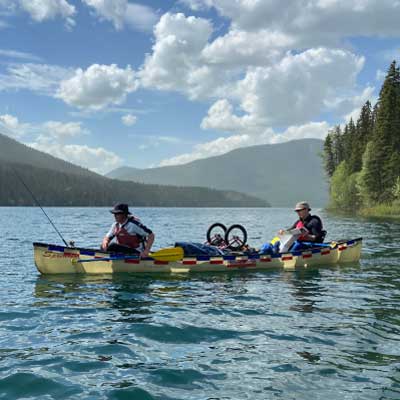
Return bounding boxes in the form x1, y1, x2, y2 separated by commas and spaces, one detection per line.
12, 166, 70, 247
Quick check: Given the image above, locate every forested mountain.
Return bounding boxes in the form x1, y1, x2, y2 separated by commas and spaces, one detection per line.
0, 134, 267, 207
107, 139, 328, 207
0, 161, 266, 207
0, 133, 97, 177
323, 60, 400, 213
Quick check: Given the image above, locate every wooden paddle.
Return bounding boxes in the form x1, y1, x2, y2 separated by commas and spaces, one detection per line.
73, 246, 184, 264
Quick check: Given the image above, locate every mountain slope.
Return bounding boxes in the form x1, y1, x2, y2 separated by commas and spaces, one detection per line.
107, 139, 328, 207
0, 132, 267, 207
0, 132, 98, 177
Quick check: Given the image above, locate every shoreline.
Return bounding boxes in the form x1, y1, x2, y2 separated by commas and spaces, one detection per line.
326, 204, 400, 220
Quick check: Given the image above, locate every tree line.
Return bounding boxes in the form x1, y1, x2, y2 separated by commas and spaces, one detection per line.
0, 161, 267, 207
323, 61, 400, 211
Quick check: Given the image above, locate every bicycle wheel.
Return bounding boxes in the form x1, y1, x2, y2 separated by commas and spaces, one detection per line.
225, 224, 247, 250
206, 222, 227, 246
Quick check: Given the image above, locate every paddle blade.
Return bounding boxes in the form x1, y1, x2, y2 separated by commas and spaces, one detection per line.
150, 246, 184, 261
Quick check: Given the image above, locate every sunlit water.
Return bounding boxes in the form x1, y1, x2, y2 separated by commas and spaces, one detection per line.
1, 207, 400, 400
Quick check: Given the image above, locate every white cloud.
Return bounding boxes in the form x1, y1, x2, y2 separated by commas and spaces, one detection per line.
139, 13, 219, 99
0, 113, 89, 141
0, 63, 74, 94
179, 0, 207, 11
29, 141, 122, 174
0, 114, 19, 130
82, 0, 158, 31
200, 48, 364, 131
125, 2, 159, 31
200, 99, 260, 133
232, 48, 364, 127
57, 64, 138, 110
342, 87, 377, 123
0, 113, 121, 174
41, 121, 90, 140
139, 13, 367, 125
194, 0, 400, 40
0, 114, 29, 137
274, 121, 330, 143
202, 29, 294, 67
325, 85, 375, 115
121, 114, 137, 126
376, 69, 386, 82
0, 48, 41, 61
159, 121, 330, 166
19, 0, 75, 27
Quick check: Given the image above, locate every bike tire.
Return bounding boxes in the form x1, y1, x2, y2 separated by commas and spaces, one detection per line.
206, 222, 227, 245
225, 224, 247, 250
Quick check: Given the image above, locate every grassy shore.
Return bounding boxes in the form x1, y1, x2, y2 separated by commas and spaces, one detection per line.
358, 203, 400, 220
326, 202, 400, 220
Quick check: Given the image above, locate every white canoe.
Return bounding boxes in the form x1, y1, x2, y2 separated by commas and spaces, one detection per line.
33, 238, 362, 274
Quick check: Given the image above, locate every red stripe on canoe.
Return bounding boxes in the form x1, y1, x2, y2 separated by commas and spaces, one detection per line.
226, 262, 257, 268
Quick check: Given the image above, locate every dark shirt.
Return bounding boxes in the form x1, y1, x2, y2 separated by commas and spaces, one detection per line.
290, 214, 325, 242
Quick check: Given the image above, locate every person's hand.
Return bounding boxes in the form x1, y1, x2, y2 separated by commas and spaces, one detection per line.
140, 249, 150, 258
278, 229, 285, 235
101, 238, 109, 251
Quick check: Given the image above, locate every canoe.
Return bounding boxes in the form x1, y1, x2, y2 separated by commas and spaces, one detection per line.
33, 238, 362, 274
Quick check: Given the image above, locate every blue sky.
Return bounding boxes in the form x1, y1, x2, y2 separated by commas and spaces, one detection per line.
0, 0, 399, 174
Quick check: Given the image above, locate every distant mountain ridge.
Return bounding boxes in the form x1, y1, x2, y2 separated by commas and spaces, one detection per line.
0, 132, 98, 178
107, 139, 329, 207
0, 132, 267, 207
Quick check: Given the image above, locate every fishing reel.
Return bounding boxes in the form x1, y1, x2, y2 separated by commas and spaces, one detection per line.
206, 222, 248, 251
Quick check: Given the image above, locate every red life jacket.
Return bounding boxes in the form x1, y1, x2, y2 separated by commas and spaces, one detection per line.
295, 220, 308, 241
113, 217, 143, 249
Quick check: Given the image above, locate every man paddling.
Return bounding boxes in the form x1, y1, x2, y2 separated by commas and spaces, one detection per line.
101, 203, 155, 257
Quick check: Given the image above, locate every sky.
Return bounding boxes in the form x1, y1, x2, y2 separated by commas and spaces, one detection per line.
0, 0, 399, 174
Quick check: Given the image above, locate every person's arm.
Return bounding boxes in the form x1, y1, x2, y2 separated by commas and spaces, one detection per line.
101, 224, 115, 250
141, 232, 155, 258
278, 221, 297, 235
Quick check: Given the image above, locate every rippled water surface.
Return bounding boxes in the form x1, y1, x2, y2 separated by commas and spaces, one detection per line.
1, 207, 400, 399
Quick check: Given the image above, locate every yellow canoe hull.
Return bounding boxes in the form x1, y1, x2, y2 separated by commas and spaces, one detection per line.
33, 238, 362, 274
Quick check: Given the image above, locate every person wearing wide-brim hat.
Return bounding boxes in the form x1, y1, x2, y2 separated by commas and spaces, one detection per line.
260, 201, 326, 255
280, 201, 325, 248
101, 203, 155, 257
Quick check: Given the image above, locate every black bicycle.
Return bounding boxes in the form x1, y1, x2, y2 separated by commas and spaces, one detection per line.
206, 222, 248, 251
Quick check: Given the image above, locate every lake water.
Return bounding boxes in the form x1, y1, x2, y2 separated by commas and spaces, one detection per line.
1, 207, 400, 400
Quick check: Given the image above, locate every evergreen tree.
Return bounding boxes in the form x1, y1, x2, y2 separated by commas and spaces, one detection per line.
331, 125, 344, 168
349, 101, 373, 173
323, 133, 335, 177
361, 61, 400, 203
345, 118, 357, 165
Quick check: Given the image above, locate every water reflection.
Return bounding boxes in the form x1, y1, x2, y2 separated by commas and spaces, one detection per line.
286, 269, 324, 313
33, 275, 156, 323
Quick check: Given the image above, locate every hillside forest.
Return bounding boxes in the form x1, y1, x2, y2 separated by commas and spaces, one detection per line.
323, 61, 400, 217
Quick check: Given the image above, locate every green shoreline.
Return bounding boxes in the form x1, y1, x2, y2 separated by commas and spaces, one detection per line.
326, 203, 400, 220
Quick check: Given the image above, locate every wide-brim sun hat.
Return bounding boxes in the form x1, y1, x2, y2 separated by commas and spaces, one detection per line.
294, 201, 311, 211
